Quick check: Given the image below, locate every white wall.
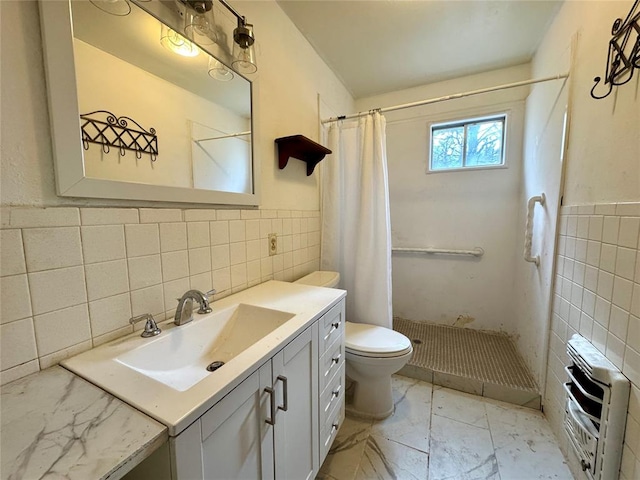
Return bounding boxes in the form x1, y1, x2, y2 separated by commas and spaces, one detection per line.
0, 0, 354, 209
530, 2, 640, 479
547, 204, 640, 480
559, 3, 640, 205
512, 36, 572, 386
356, 64, 530, 333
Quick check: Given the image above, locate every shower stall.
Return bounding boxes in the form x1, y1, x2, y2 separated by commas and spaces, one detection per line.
348, 61, 571, 408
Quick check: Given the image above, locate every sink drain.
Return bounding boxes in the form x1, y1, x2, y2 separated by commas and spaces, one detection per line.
206, 361, 225, 372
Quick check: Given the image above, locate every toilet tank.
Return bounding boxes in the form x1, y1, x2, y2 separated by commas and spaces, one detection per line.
294, 271, 340, 288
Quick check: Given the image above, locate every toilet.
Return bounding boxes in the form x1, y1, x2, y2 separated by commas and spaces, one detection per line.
294, 271, 413, 419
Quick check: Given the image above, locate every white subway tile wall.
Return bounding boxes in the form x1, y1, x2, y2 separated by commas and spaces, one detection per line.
0, 207, 321, 385
546, 203, 640, 480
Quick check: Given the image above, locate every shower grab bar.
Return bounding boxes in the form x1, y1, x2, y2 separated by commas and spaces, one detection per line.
524, 193, 546, 266
392, 247, 484, 257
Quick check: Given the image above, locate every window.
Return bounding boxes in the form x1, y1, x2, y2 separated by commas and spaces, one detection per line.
429, 115, 506, 172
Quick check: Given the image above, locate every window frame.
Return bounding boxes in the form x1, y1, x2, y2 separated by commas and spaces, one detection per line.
427, 113, 508, 174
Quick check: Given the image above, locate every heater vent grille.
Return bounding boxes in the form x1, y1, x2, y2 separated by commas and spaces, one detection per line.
564, 334, 630, 480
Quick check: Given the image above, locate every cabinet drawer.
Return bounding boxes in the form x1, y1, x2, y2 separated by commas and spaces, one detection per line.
320, 404, 344, 463
319, 339, 345, 393
320, 302, 344, 354
320, 362, 345, 431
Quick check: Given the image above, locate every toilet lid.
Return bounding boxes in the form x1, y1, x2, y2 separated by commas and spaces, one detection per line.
345, 322, 412, 357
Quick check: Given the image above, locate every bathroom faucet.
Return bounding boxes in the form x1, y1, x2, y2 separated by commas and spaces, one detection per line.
174, 289, 215, 326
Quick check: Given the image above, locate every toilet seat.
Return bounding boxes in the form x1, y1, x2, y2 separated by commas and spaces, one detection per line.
345, 322, 413, 358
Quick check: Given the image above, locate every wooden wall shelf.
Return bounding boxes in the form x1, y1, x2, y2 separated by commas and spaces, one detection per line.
275, 135, 332, 176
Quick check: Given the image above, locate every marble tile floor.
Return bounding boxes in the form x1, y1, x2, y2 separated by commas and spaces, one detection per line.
317, 375, 573, 480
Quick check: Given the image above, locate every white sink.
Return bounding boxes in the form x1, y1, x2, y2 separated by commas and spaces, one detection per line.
116, 304, 294, 391
62, 281, 345, 435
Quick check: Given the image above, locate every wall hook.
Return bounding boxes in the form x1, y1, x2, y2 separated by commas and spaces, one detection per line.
591, 0, 640, 99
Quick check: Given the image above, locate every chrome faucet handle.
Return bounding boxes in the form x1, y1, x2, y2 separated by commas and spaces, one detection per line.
130, 313, 161, 338
197, 289, 216, 314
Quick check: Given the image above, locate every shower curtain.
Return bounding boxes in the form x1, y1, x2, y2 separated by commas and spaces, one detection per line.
321, 112, 393, 328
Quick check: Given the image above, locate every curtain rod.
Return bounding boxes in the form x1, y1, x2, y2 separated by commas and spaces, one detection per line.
321, 72, 570, 124
194, 131, 251, 143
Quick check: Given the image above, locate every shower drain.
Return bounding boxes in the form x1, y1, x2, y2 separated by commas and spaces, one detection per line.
206, 361, 225, 372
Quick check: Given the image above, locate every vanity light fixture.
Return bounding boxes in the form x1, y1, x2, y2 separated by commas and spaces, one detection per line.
182, 0, 217, 46
160, 24, 200, 57
168, 0, 259, 75
219, 0, 258, 74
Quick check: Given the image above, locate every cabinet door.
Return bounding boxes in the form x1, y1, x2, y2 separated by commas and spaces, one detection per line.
273, 323, 319, 480
171, 362, 275, 480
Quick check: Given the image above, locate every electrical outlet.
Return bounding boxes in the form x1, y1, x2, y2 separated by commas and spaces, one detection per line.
268, 233, 277, 256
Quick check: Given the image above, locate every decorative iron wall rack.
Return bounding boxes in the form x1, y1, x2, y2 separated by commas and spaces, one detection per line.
591, 0, 640, 99
80, 110, 158, 161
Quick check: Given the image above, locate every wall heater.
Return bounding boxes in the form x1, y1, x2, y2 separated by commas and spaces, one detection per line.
564, 334, 630, 480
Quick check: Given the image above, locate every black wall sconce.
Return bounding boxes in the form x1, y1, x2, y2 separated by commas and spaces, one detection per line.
591, 0, 640, 99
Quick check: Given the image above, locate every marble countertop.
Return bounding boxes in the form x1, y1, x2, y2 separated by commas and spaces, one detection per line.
0, 366, 167, 480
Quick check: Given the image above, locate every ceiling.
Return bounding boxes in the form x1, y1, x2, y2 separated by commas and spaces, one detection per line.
277, 0, 563, 98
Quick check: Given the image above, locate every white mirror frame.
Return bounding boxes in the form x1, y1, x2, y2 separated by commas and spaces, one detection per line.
39, 0, 260, 206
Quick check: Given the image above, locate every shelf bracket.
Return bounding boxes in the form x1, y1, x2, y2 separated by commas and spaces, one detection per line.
275, 135, 332, 176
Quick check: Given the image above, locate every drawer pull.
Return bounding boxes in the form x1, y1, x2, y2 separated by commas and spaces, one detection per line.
277, 375, 288, 412
324, 385, 342, 412
324, 354, 342, 377
324, 422, 340, 447
264, 386, 276, 426
324, 321, 341, 341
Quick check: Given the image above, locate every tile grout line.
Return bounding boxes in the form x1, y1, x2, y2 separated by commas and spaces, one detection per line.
427, 383, 434, 480
483, 400, 502, 480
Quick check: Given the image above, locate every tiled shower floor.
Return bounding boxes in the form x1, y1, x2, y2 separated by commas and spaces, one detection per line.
394, 318, 541, 409
317, 376, 573, 480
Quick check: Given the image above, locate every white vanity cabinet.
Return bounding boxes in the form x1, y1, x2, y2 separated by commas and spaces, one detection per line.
317, 301, 346, 462
273, 323, 319, 480
170, 298, 345, 480
171, 362, 275, 480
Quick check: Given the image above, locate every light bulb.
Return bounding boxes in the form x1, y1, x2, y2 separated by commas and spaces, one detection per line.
232, 23, 257, 74
160, 25, 199, 57
184, 8, 217, 45
232, 46, 257, 74
208, 57, 234, 81
89, 0, 131, 16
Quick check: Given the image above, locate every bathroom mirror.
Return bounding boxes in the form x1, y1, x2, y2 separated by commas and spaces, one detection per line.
39, 0, 258, 205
